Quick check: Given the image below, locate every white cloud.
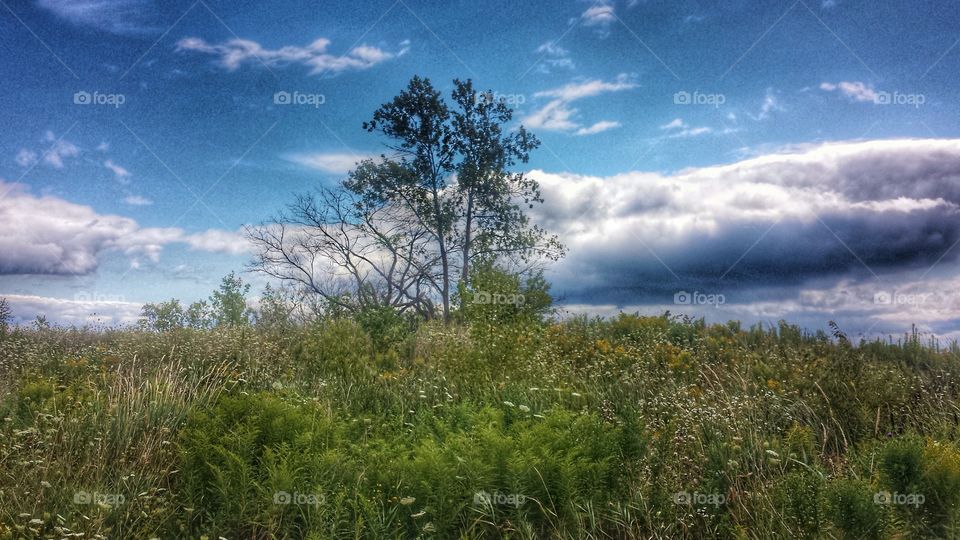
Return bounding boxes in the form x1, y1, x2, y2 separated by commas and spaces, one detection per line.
0, 180, 250, 275
658, 118, 712, 138
286, 152, 377, 174
523, 74, 636, 135
529, 139, 960, 309
575, 120, 621, 136
534, 41, 575, 72
533, 74, 636, 101
104, 159, 131, 180
37, 0, 158, 35
749, 89, 782, 120
582, 4, 616, 27
123, 195, 152, 206
176, 36, 404, 75
182, 229, 252, 256
522, 100, 580, 132
41, 138, 79, 169
0, 293, 143, 326
15, 149, 37, 167
820, 81, 881, 103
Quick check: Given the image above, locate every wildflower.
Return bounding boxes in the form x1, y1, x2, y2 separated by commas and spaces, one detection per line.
503, 401, 515, 407
400, 496, 416, 505
519, 405, 531, 413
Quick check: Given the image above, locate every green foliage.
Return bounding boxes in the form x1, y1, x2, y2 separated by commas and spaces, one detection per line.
178, 392, 344, 537
3, 313, 960, 538
0, 298, 11, 336
210, 271, 253, 326
139, 298, 185, 331
457, 260, 552, 325
824, 478, 885, 539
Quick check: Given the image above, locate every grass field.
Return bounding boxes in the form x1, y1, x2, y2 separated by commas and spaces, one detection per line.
1, 313, 959, 539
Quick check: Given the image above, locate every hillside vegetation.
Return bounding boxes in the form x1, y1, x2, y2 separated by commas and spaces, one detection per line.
1, 303, 959, 539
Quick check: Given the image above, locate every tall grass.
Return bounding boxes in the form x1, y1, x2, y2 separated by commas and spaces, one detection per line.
0, 315, 958, 538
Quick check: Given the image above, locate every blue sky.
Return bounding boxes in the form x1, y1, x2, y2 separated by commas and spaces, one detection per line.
4, 0, 960, 339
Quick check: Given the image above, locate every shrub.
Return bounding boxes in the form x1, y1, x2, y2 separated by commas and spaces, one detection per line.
177, 392, 348, 538
825, 478, 885, 539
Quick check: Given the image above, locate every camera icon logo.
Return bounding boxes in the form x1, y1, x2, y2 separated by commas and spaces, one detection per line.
673, 91, 691, 105
273, 91, 291, 105
73, 91, 91, 105
274, 491, 292, 504
673, 291, 692, 305
73, 490, 91, 504
672, 491, 691, 505
874, 491, 891, 504
873, 291, 892, 305
473, 490, 492, 505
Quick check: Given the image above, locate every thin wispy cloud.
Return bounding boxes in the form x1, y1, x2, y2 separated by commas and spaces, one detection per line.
523, 74, 636, 135
176, 37, 408, 75
37, 0, 160, 35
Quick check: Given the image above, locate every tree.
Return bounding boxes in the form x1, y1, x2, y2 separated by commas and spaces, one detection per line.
450, 80, 559, 283
185, 300, 214, 329
210, 272, 252, 326
248, 186, 438, 318
358, 78, 563, 321
250, 76, 562, 322
140, 299, 185, 331
254, 283, 296, 332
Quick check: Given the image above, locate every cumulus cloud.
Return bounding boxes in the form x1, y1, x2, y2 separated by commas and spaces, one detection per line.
176, 36, 405, 75
522, 74, 636, 135
0, 180, 250, 275
286, 152, 377, 175
530, 139, 960, 308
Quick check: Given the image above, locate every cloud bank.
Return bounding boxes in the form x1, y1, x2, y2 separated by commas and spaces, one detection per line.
532, 139, 960, 312
0, 181, 250, 275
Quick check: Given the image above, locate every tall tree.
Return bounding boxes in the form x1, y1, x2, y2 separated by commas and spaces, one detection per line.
450, 80, 559, 283
210, 272, 252, 326
250, 76, 563, 322
358, 76, 458, 320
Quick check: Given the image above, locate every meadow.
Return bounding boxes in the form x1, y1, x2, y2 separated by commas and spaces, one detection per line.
1, 304, 959, 539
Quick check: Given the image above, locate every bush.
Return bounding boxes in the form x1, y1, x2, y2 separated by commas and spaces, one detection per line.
178, 392, 348, 538
825, 478, 885, 539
